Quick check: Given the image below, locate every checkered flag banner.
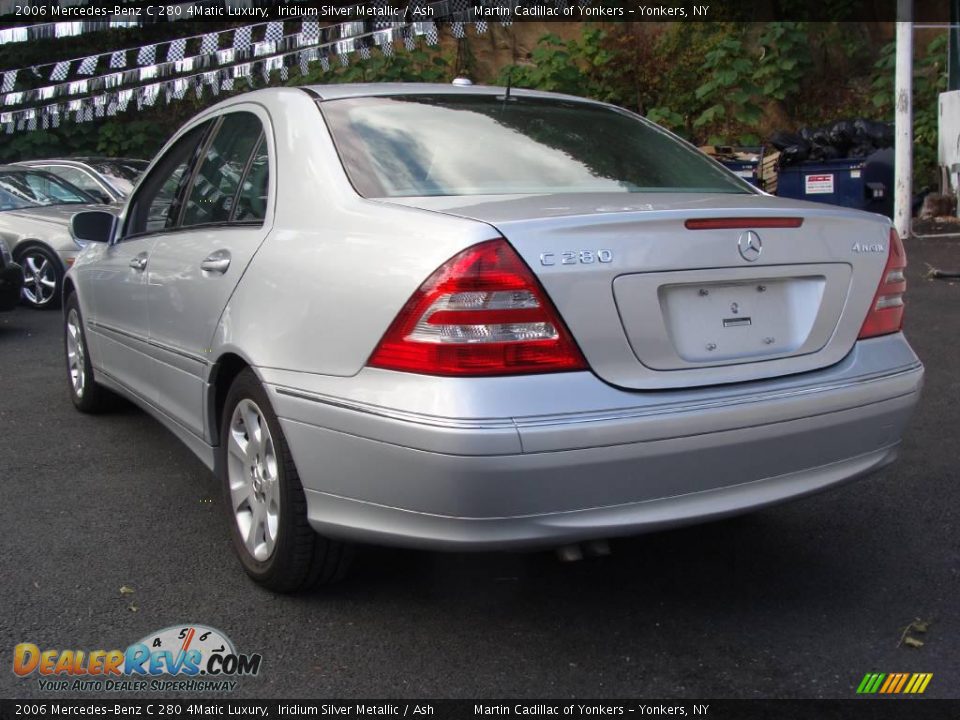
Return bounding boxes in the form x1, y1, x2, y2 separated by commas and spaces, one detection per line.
77, 56, 98, 76
137, 45, 156, 66
373, 29, 394, 57
265, 22, 284, 43
200, 32, 219, 55
109, 50, 127, 69
49, 61, 70, 82
279, 66, 289, 81
413, 22, 440, 45
142, 84, 160, 107
166, 39, 187, 63
1, 70, 16, 93
300, 21, 320, 45
233, 26, 253, 52
369, 0, 392, 28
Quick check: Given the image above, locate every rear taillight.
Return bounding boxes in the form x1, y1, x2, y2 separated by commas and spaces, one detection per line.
858, 228, 907, 339
368, 239, 587, 376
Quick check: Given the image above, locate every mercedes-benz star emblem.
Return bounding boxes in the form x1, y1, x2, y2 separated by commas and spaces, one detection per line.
738, 231, 763, 262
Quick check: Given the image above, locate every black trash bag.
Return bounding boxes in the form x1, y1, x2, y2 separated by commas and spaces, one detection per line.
810, 126, 833, 148
769, 130, 805, 151
818, 145, 842, 160
780, 143, 810, 166
799, 126, 816, 143
853, 119, 893, 149
828, 120, 856, 152
877, 122, 894, 148
847, 143, 874, 158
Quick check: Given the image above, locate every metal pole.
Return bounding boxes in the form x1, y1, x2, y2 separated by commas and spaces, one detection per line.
895, 0, 914, 239
950, 0, 960, 91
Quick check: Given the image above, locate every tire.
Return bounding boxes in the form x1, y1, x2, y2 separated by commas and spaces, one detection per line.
219, 368, 353, 592
64, 292, 114, 413
18, 244, 63, 310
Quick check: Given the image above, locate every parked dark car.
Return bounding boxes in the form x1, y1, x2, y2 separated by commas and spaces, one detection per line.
0, 236, 24, 311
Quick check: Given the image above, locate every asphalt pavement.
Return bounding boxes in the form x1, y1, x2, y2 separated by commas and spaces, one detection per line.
1, 236, 958, 700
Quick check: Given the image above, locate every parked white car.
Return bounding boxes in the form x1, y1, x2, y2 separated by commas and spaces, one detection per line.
64, 85, 923, 591
21, 157, 149, 204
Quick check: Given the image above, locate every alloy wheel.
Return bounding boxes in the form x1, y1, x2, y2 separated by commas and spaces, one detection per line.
227, 399, 280, 562
65, 308, 85, 398
21, 251, 58, 306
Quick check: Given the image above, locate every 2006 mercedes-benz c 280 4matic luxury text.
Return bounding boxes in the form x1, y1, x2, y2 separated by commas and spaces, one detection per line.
64, 84, 923, 591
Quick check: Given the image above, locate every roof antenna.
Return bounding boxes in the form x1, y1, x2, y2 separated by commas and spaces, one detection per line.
501, 67, 513, 109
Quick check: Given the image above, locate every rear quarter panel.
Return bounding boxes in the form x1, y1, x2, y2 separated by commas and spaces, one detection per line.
210, 90, 494, 377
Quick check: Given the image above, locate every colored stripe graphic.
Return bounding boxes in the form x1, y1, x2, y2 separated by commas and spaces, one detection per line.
857, 672, 932, 694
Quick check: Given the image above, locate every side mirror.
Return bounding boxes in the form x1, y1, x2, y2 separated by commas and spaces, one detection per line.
71, 210, 117, 244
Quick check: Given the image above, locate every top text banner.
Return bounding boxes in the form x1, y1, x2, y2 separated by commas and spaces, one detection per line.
0, 0, 953, 24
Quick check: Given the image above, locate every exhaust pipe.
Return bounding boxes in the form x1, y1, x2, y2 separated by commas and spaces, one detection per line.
555, 539, 611, 562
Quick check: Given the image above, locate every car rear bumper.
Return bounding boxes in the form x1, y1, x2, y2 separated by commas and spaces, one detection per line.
262, 334, 923, 550
0, 263, 23, 311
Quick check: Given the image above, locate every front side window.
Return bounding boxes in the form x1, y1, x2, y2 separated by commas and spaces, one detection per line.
125, 123, 210, 237
321, 95, 752, 198
0, 170, 93, 211
181, 112, 265, 227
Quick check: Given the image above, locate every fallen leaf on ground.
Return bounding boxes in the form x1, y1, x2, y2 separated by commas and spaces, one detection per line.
119, 586, 135, 595
903, 636, 924, 648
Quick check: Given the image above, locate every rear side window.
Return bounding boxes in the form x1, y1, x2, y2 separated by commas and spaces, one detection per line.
125, 123, 211, 237
321, 95, 751, 198
182, 112, 265, 227
232, 137, 269, 222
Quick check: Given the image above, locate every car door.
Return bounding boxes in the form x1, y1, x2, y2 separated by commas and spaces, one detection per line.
88, 122, 211, 403
146, 107, 274, 438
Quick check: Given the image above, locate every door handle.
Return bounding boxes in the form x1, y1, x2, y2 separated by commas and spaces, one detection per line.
200, 250, 231, 275
129, 253, 148, 272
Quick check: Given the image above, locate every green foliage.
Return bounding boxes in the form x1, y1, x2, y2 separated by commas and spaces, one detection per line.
870, 34, 948, 189
495, 29, 618, 102
753, 23, 812, 106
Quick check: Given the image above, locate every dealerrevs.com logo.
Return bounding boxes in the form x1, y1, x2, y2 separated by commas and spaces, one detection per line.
13, 624, 262, 693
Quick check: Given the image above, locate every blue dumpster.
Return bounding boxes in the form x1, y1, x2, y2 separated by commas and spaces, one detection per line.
776, 149, 893, 218
711, 146, 764, 188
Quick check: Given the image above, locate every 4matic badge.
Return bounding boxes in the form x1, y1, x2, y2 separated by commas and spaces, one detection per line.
13, 624, 262, 692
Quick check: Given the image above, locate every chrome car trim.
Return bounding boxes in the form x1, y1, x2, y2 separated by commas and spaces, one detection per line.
274, 387, 518, 430
89, 320, 209, 365
273, 362, 922, 431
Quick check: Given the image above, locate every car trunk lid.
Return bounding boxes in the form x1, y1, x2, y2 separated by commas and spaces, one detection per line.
381, 193, 892, 389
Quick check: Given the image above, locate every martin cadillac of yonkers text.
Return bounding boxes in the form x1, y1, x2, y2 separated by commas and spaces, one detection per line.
474, 704, 701, 716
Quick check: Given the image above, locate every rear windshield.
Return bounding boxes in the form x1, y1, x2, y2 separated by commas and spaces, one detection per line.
320, 94, 751, 198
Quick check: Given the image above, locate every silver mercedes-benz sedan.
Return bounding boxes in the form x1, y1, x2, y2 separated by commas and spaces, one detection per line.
64, 84, 923, 591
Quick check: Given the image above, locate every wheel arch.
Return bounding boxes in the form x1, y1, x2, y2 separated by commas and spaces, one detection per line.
208, 351, 258, 446
12, 238, 64, 267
